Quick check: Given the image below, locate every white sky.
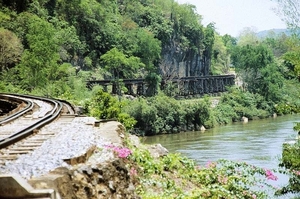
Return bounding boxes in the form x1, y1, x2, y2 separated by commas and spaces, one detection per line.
176, 0, 287, 37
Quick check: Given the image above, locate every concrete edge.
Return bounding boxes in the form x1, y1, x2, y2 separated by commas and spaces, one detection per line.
0, 174, 56, 199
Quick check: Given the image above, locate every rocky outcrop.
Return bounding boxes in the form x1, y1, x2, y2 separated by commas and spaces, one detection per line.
161, 43, 210, 78
27, 121, 140, 199
29, 159, 140, 199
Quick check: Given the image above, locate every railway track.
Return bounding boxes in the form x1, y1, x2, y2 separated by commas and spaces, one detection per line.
0, 94, 77, 165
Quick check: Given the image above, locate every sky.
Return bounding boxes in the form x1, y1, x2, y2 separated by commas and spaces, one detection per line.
176, 0, 287, 37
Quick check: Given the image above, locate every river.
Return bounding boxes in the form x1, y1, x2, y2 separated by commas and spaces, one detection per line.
142, 114, 300, 198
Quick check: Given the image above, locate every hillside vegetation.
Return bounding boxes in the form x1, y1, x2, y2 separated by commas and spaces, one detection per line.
0, 0, 217, 97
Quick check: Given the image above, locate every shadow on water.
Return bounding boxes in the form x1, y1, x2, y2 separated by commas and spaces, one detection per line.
142, 114, 300, 198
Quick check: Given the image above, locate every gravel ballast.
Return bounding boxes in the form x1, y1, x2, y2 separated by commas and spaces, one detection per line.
0, 117, 121, 179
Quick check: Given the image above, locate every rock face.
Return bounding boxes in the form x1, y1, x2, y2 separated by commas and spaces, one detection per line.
71, 159, 138, 199
30, 159, 140, 199
161, 43, 210, 78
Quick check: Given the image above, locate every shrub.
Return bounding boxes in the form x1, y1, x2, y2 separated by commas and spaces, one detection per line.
219, 88, 273, 121
279, 141, 300, 194
124, 94, 216, 135
214, 104, 238, 124
124, 97, 158, 135
87, 89, 136, 130
126, 142, 278, 198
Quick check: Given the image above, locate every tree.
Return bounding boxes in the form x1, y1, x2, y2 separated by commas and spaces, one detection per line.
237, 27, 260, 46
282, 48, 300, 80
17, 15, 60, 91
134, 28, 161, 71
272, 0, 300, 31
0, 28, 23, 71
272, 0, 300, 79
211, 33, 230, 74
100, 47, 144, 94
231, 44, 284, 102
49, 17, 85, 68
262, 31, 290, 57
203, 23, 215, 75
100, 47, 144, 79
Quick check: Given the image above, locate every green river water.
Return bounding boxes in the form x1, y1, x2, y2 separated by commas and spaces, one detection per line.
142, 114, 300, 198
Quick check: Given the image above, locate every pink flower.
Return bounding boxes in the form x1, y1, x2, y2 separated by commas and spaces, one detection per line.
264, 169, 278, 181
205, 161, 216, 168
293, 170, 300, 176
130, 167, 137, 176
105, 144, 132, 158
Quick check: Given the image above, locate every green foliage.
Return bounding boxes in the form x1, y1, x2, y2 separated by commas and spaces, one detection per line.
126, 142, 279, 198
117, 113, 137, 131
16, 15, 60, 91
237, 27, 260, 46
213, 104, 238, 124
100, 47, 144, 79
275, 103, 300, 115
49, 17, 85, 66
89, 89, 120, 119
0, 28, 23, 71
145, 73, 161, 97
211, 33, 231, 75
216, 88, 271, 121
134, 29, 161, 71
182, 97, 215, 129
125, 93, 183, 135
262, 32, 290, 58
232, 44, 284, 102
282, 45, 300, 80
0, 0, 216, 97
87, 89, 136, 130
294, 122, 300, 132
281, 142, 300, 170
279, 141, 300, 194
124, 94, 216, 135
275, 79, 300, 115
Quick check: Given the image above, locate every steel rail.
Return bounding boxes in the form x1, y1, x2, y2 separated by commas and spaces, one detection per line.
0, 94, 34, 125
56, 99, 77, 115
0, 94, 63, 149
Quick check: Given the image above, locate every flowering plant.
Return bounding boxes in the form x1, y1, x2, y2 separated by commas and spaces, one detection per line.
128, 145, 281, 199
278, 140, 300, 194
105, 144, 132, 158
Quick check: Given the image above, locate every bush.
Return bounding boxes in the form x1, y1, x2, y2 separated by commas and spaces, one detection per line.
182, 97, 215, 130
279, 141, 300, 194
124, 94, 215, 135
214, 104, 238, 124
126, 142, 278, 198
219, 88, 273, 121
87, 89, 136, 130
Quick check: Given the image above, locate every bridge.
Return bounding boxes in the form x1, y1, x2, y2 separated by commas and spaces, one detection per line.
87, 75, 235, 96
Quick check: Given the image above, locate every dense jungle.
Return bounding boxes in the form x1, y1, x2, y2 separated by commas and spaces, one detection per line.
0, 0, 300, 197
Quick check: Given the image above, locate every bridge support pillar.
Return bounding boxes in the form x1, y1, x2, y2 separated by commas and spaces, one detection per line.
137, 83, 145, 96
125, 83, 134, 95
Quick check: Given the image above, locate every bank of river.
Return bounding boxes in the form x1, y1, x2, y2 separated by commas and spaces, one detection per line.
143, 114, 300, 198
